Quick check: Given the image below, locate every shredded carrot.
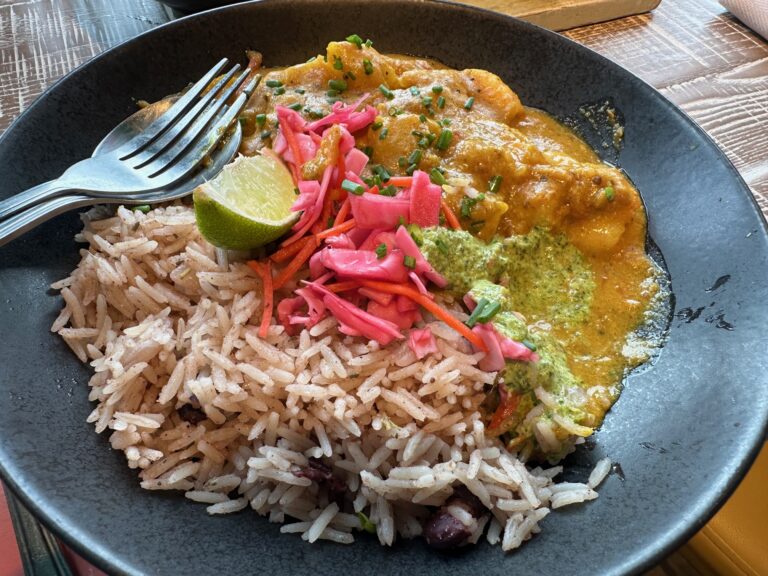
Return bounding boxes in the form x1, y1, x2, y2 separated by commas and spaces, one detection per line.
247, 260, 274, 338
387, 177, 413, 188
270, 235, 316, 263
441, 200, 462, 230
358, 280, 487, 351
278, 114, 303, 182
367, 185, 379, 195
319, 190, 335, 230
273, 236, 318, 290
332, 197, 351, 227
316, 218, 356, 240
324, 281, 360, 293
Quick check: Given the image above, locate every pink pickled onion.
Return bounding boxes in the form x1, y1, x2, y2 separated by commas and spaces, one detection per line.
319, 247, 409, 283
408, 328, 438, 360
306, 282, 402, 345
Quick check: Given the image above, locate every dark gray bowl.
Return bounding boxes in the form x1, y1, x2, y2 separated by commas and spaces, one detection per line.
1, 1, 767, 575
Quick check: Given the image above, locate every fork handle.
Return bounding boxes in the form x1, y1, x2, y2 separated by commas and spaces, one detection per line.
0, 194, 94, 247
0, 179, 73, 220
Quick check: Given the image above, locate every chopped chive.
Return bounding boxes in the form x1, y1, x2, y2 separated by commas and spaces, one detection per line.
469, 220, 486, 232
430, 168, 447, 185
397, 157, 407, 168
460, 197, 472, 218
379, 127, 389, 140
260, 130, 272, 139
255, 113, 267, 126
410, 87, 420, 96
333, 55, 343, 70
488, 175, 503, 193
293, 187, 300, 196
373, 165, 391, 181
361, 146, 374, 157
460, 194, 484, 218
431, 85, 443, 94
372, 120, 383, 131
398, 216, 407, 227
265, 79, 283, 88
363, 59, 374, 75
421, 96, 433, 107
307, 109, 326, 119
436, 129, 453, 150
388, 107, 403, 116
464, 96, 475, 110
134, 204, 151, 213
294, 88, 306, 94
403, 255, 417, 269
346, 33, 364, 48
407, 149, 422, 165
419, 114, 427, 122
327, 216, 336, 228
522, 339, 538, 352
364, 38, 373, 48
362, 176, 375, 187
465, 298, 490, 328
273, 86, 285, 96
326, 96, 340, 104
434, 237, 449, 254
475, 301, 501, 323
375, 243, 388, 259
326, 89, 340, 97
379, 84, 395, 100
437, 95, 446, 109
287, 102, 302, 111
406, 223, 424, 246
417, 137, 430, 148
380, 185, 397, 196
441, 118, 452, 126
329, 79, 348, 92
346, 71, 357, 80
405, 163, 418, 176
341, 179, 366, 195
604, 186, 615, 201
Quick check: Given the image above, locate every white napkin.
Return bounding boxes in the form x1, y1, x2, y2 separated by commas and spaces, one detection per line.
720, 0, 768, 40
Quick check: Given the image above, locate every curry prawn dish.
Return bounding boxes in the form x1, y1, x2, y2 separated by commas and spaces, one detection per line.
52, 38, 668, 552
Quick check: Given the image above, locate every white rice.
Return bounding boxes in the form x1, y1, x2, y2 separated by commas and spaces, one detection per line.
51, 205, 611, 551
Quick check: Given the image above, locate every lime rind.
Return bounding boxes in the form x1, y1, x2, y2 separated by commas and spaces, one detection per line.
193, 154, 299, 250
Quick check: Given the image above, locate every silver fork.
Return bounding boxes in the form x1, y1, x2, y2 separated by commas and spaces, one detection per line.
0, 58, 259, 223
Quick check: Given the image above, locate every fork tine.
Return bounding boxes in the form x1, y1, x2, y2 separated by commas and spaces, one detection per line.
141, 83, 252, 187
148, 91, 251, 182
140, 71, 257, 180
127, 63, 243, 169
117, 58, 229, 160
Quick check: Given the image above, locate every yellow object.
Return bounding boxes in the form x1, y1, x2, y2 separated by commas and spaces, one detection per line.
687, 442, 768, 575
193, 154, 298, 250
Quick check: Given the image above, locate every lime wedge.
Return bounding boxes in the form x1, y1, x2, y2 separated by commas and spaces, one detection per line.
193, 154, 298, 250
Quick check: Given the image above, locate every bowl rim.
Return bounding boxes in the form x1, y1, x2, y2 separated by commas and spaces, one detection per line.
1, 1, 766, 575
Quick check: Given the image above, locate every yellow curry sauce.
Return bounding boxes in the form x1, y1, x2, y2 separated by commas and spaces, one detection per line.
239, 41, 667, 458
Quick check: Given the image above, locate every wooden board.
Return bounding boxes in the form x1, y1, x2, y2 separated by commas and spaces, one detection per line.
457, 0, 662, 31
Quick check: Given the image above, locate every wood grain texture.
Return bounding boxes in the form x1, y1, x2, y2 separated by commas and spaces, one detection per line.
566, 0, 768, 213
0, 0, 169, 127
459, 0, 660, 31
0, 5, 766, 572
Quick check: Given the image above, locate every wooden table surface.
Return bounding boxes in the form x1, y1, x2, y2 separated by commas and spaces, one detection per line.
0, 0, 766, 574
